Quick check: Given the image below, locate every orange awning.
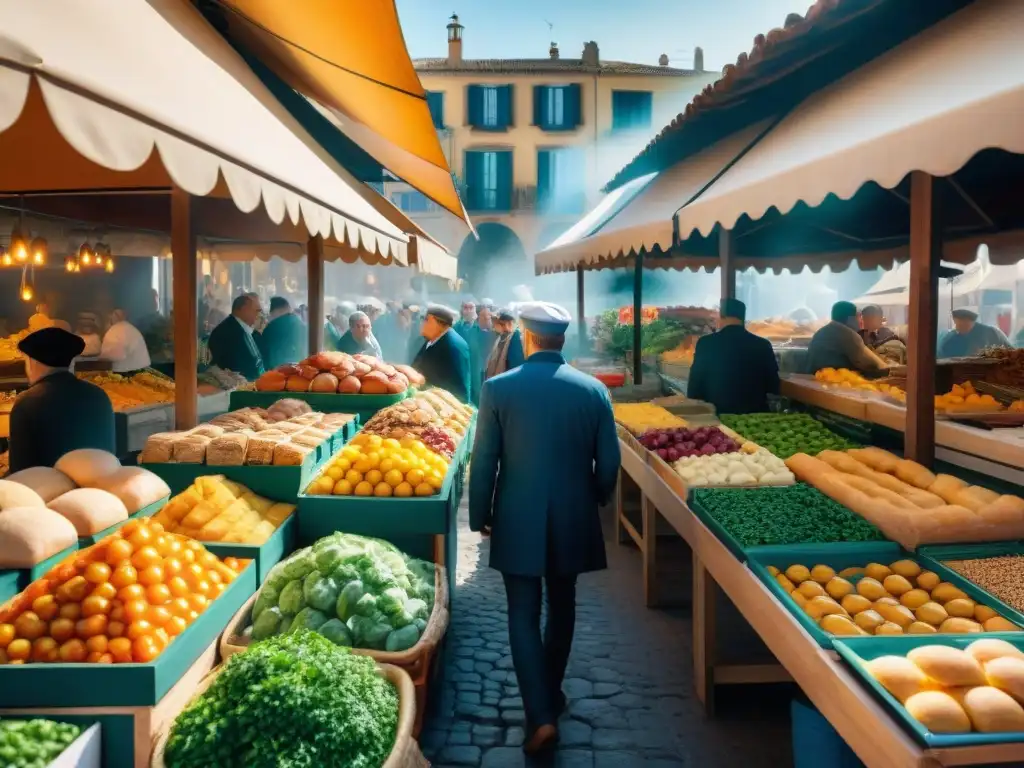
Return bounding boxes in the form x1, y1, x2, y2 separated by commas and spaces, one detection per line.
214, 0, 470, 227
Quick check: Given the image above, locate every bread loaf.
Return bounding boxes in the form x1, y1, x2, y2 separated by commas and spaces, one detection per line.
0, 507, 78, 567
48, 488, 129, 536
207, 433, 249, 466
285, 375, 310, 392
96, 467, 171, 513
847, 447, 901, 474
54, 449, 121, 487
273, 441, 313, 466
171, 436, 209, 464
5, 467, 76, 503
139, 432, 180, 463
0, 479, 46, 511
244, 434, 284, 465
928, 474, 970, 504
359, 371, 390, 394
338, 375, 361, 394
952, 486, 1001, 514
894, 459, 937, 490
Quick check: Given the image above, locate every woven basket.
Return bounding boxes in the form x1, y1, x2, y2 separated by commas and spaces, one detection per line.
219, 564, 449, 734
151, 662, 425, 768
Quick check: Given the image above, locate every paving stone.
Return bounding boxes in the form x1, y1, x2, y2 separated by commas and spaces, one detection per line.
480, 747, 526, 768
455, 658, 477, 673
476, 650, 502, 662
475, 661, 495, 675
498, 696, 523, 709
456, 681, 483, 693
505, 727, 525, 747
456, 703, 500, 723
496, 655, 515, 670
589, 667, 621, 683
607, 693, 646, 709
553, 749, 595, 768
487, 670, 510, 683
593, 751, 646, 768
486, 642, 507, 651
559, 719, 592, 747
451, 672, 482, 684
591, 683, 622, 699
439, 746, 481, 765
473, 725, 504, 748
500, 709, 526, 725
457, 691, 482, 705
455, 646, 477, 658
483, 679, 503, 692
482, 695, 501, 707
461, 637, 485, 647
447, 730, 472, 746
563, 679, 593, 700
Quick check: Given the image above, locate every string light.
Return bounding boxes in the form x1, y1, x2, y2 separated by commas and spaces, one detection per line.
10, 228, 27, 263
30, 236, 47, 266
79, 241, 94, 266
0, 247, 10, 267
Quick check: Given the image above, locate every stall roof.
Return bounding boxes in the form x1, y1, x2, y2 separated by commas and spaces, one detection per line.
0, 0, 411, 263
674, 0, 1024, 246
535, 121, 772, 275
208, 0, 469, 228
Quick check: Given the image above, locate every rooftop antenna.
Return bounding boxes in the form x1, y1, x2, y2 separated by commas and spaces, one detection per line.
544, 19, 553, 36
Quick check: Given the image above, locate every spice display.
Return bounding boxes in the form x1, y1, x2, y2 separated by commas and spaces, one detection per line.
165, 632, 398, 768
612, 402, 688, 434
0, 718, 82, 766
768, 557, 1018, 636
944, 556, 1024, 615
79, 370, 175, 410
692, 484, 885, 548
719, 413, 860, 459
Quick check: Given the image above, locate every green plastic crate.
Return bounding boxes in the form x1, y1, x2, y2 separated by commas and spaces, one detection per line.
0, 715, 131, 768
748, 542, 1024, 650
229, 389, 412, 422
204, 513, 298, 583
918, 541, 1024, 561
834, 634, 1024, 748
0, 562, 257, 708
0, 569, 19, 604
77, 495, 170, 547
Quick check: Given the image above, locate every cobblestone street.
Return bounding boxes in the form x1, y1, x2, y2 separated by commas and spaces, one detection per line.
420, 502, 793, 768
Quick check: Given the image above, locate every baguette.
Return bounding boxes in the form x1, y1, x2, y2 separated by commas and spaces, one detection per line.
952, 486, 1001, 514
847, 447, 901, 474
817, 451, 945, 508
893, 459, 937, 490
927, 474, 970, 505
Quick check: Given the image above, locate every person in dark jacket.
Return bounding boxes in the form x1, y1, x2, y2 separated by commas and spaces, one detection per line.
411, 305, 471, 402
687, 298, 780, 414
207, 294, 265, 380
470, 301, 620, 754
483, 308, 525, 381
470, 303, 498, 404
453, 299, 477, 342
805, 301, 888, 378
9, 327, 115, 472
257, 297, 307, 369
336, 311, 384, 358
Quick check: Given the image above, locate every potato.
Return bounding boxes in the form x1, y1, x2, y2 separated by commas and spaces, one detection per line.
958, 686, 1024, 733
916, 602, 949, 627
820, 614, 864, 636
876, 602, 916, 629
785, 564, 811, 584
983, 617, 1021, 633
939, 617, 983, 634
984, 656, 1024, 702
908, 621, 938, 635
805, 596, 847, 621
890, 559, 922, 580
841, 594, 873, 615
797, 581, 827, 600
857, 577, 888, 601
825, 577, 853, 600
904, 691, 971, 733
975, 605, 999, 623
776, 574, 796, 593
883, 575, 914, 597
866, 656, 933, 702
810, 564, 836, 584
908, 645, 986, 687
916, 571, 941, 591
855, 610, 885, 632
875, 622, 904, 635
838, 566, 865, 579
900, 589, 931, 611
932, 583, 969, 603
865, 563, 893, 582
945, 598, 977, 619
966, 638, 1024, 665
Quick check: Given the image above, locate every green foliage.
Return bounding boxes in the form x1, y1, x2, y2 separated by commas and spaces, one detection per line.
693, 484, 885, 548
592, 309, 707, 360
0, 719, 81, 768
718, 413, 860, 459
165, 632, 398, 768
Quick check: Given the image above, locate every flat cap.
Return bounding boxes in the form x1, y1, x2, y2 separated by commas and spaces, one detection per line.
951, 307, 978, 320
426, 304, 458, 325
518, 301, 571, 335
496, 307, 516, 323
18, 326, 86, 368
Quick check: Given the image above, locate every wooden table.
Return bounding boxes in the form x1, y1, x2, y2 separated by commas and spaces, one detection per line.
615, 439, 1024, 768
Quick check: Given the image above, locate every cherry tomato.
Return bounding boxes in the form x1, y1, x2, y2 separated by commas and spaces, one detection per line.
188, 594, 209, 612
90, 582, 118, 601
7, 639, 31, 661
147, 521, 165, 535
162, 557, 184, 578
132, 636, 160, 663
31, 595, 59, 622
153, 627, 170, 650
107, 620, 126, 639
181, 548, 196, 565
165, 616, 188, 637
0, 623, 14, 648
119, 520, 143, 538
84, 562, 112, 585
86, 635, 108, 654
14, 611, 46, 641
195, 580, 214, 599
147, 605, 172, 627
127, 620, 154, 641
105, 538, 134, 567
110, 564, 138, 589
131, 546, 161, 571
207, 570, 224, 586
167, 577, 190, 599
75, 615, 108, 639
58, 603, 82, 621
109, 636, 133, 662
48, 618, 76, 644
198, 551, 219, 568
81, 596, 110, 618
169, 597, 191, 618
56, 576, 90, 603
32, 637, 59, 662
147, 584, 172, 606
58, 638, 87, 662
127, 527, 153, 551
108, 602, 126, 623
124, 599, 149, 622
117, 584, 146, 603
138, 565, 165, 587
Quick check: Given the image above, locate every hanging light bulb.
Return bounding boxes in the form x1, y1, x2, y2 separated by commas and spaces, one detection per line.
64, 255, 77, 273
79, 241, 94, 267
20, 284, 33, 301
0, 247, 10, 267
105, 257, 115, 273
10, 228, 28, 263
30, 237, 47, 266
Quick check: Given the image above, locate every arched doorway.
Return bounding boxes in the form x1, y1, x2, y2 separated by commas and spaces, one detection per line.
456, 222, 528, 300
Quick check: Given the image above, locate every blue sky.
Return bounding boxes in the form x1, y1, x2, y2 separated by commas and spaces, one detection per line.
396, 0, 805, 71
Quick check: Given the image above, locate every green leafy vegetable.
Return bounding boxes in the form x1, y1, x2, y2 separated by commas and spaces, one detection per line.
0, 719, 82, 768
165, 632, 398, 768
719, 413, 860, 459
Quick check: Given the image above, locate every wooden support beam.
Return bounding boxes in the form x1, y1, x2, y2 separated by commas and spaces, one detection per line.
906, 172, 941, 466
633, 252, 643, 385
576, 267, 586, 355
171, 187, 198, 430
720, 228, 736, 300
307, 235, 325, 354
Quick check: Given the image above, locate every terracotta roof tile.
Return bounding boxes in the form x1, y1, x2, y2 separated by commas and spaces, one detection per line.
412, 58, 700, 77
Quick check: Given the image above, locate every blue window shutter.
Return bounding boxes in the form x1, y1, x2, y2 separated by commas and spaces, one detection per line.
497, 151, 513, 211
537, 149, 551, 208
464, 151, 482, 209
426, 92, 444, 129
567, 84, 582, 128
467, 85, 482, 126
498, 85, 513, 128
533, 85, 544, 126
638, 92, 653, 128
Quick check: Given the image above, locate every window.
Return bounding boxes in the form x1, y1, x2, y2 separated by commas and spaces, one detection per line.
426, 91, 445, 129
537, 148, 586, 213
464, 150, 513, 211
467, 85, 513, 130
533, 85, 581, 131
611, 90, 653, 131
392, 191, 433, 213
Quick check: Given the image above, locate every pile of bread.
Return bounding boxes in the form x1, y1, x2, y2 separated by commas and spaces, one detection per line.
140, 400, 354, 467
254, 352, 425, 396
786, 447, 1024, 549
0, 449, 171, 568
362, 389, 473, 444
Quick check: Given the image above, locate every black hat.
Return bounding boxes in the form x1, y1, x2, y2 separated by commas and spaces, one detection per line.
269, 296, 291, 312
496, 307, 515, 323
720, 298, 746, 322
18, 326, 86, 368
951, 307, 979, 321
426, 304, 457, 326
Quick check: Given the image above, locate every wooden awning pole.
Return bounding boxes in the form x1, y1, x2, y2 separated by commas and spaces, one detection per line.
171, 187, 198, 430
906, 171, 940, 466
307, 235, 325, 354
720, 228, 736, 300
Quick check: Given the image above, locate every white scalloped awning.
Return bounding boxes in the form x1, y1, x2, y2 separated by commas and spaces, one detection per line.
0, 0, 410, 264
534, 121, 772, 275
674, 0, 1024, 241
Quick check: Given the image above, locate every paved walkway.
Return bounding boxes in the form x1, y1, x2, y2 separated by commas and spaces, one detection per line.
420, 502, 793, 768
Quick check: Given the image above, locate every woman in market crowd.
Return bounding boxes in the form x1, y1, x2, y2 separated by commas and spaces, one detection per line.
207, 293, 265, 381
412, 304, 471, 403
858, 304, 907, 364
257, 296, 307, 369
688, 298, 780, 414
74, 311, 102, 358
805, 301, 889, 378
335, 311, 384, 358
100, 308, 151, 374
483, 307, 524, 382
469, 301, 620, 754
937, 307, 1012, 358
8, 326, 115, 473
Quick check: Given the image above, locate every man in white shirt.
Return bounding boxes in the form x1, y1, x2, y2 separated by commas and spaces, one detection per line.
101, 309, 152, 373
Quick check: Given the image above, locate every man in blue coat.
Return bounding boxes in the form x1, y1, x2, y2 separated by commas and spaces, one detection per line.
411, 304, 472, 403
469, 302, 621, 754
207, 294, 265, 381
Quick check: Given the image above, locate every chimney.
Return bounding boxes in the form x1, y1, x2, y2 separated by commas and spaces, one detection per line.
549, 42, 559, 59
658, 54, 669, 67
447, 13, 464, 64
693, 46, 704, 71
582, 41, 599, 67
